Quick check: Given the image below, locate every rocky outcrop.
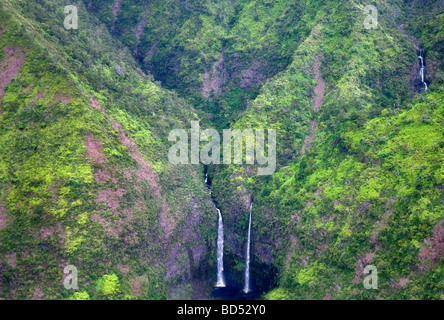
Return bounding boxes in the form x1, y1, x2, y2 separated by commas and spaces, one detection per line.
202, 51, 227, 98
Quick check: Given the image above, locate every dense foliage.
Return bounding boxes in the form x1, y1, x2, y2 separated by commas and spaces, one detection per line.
0, 0, 442, 300
0, 0, 216, 299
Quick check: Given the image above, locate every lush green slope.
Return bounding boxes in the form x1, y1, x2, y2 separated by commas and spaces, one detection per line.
85, 0, 325, 129
0, 0, 442, 300
0, 0, 217, 299
209, 0, 444, 299
84, 0, 444, 299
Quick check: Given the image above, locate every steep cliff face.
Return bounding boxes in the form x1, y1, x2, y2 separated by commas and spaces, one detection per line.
210, 0, 444, 299
0, 0, 216, 299
0, 0, 443, 300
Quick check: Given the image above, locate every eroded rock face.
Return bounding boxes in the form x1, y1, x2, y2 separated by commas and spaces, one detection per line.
238, 60, 267, 90
202, 51, 227, 99
165, 198, 212, 288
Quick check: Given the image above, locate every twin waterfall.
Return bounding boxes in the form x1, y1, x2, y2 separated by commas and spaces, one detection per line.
205, 171, 253, 293
207, 49, 429, 294
243, 202, 253, 293
419, 49, 428, 92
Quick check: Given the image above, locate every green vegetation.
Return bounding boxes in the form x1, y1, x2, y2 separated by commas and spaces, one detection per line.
0, 0, 216, 300
209, 0, 444, 299
0, 0, 442, 300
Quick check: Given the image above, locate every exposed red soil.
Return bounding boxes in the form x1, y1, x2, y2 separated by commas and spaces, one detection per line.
300, 119, 317, 156
130, 276, 148, 297
90, 95, 106, 114
123, 206, 137, 222
300, 57, 325, 156
0, 47, 25, 99
390, 277, 409, 289
118, 127, 161, 192
131, 278, 142, 296
0, 206, 6, 230
6, 252, 17, 268
314, 185, 323, 195
164, 243, 182, 280
112, 0, 122, 16
89, 96, 175, 234
38, 224, 65, 241
313, 59, 326, 112
31, 286, 44, 300
239, 60, 266, 90
202, 51, 226, 98
419, 220, 444, 270
284, 235, 298, 269
119, 265, 130, 276
94, 168, 117, 183
85, 133, 106, 165
53, 92, 72, 104
96, 188, 126, 210
323, 293, 333, 300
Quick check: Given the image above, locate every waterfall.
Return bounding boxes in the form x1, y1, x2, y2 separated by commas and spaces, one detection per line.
205, 173, 212, 194
243, 202, 253, 293
205, 169, 225, 287
419, 49, 428, 92
216, 207, 225, 287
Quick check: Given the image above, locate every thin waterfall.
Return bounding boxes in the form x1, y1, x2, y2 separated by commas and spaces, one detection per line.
205, 170, 225, 287
419, 49, 428, 92
216, 207, 225, 287
243, 202, 253, 293
205, 173, 211, 195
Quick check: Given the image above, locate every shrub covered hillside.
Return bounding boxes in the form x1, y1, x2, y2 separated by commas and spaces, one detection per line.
0, 0, 217, 299
0, 0, 443, 300
208, 1, 444, 299
86, 0, 325, 129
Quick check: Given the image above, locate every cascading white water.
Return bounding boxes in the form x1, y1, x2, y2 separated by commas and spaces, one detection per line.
206, 171, 225, 287
216, 207, 226, 287
419, 49, 428, 92
243, 202, 253, 293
